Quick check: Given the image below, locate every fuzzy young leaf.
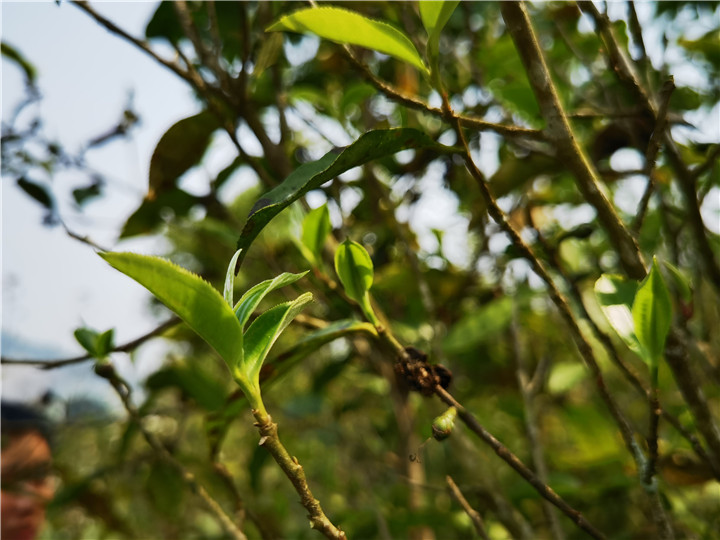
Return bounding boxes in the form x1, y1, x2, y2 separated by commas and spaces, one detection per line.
632, 258, 672, 365
242, 292, 313, 383
224, 249, 243, 307
235, 128, 459, 270
301, 205, 331, 266
234, 271, 309, 329
100, 252, 244, 367
267, 7, 428, 73
595, 274, 643, 358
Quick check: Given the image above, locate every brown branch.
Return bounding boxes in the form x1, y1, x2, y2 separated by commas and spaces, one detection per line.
501, 1, 647, 281
435, 386, 606, 540
633, 77, 675, 233
578, 0, 720, 290
251, 409, 347, 539
446, 476, 490, 540
1, 318, 180, 369
339, 47, 546, 142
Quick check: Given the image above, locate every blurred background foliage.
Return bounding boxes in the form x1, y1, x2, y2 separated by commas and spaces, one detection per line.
3, 1, 719, 539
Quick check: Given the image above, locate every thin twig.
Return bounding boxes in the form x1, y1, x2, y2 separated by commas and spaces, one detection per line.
435, 387, 606, 540
578, 0, 720, 290
502, 1, 647, 281
339, 46, 545, 142
446, 475, 490, 540
632, 77, 675, 233
95, 361, 247, 540
510, 314, 565, 540
1, 318, 180, 369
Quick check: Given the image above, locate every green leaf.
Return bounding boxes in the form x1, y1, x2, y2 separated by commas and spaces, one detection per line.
334, 239, 378, 324
632, 258, 672, 365
265, 319, 377, 385
242, 292, 313, 383
335, 239, 373, 303
442, 297, 513, 354
146, 363, 227, 411
594, 274, 643, 358
120, 189, 200, 238
224, 249, 243, 307
267, 7, 428, 73
149, 111, 220, 199
663, 261, 693, 303
301, 204, 331, 266
147, 460, 185, 518
17, 178, 53, 210
99, 252, 244, 367
234, 271, 309, 329
95, 329, 115, 358
235, 128, 457, 268
74, 328, 99, 357
419, 1, 459, 75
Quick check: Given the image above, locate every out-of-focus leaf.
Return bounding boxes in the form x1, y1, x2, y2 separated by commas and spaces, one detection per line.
253, 32, 284, 79
594, 274, 643, 357
267, 7, 428, 73
266, 319, 377, 385
99, 252, 244, 367
632, 257, 672, 365
679, 29, 720, 70
242, 293, 313, 383
147, 460, 185, 517
235, 128, 458, 269
663, 261, 693, 303
443, 297, 513, 354
95, 329, 115, 358
301, 204, 331, 266
120, 189, 200, 238
1, 41, 36, 84
72, 179, 103, 207
74, 328, 100, 357
17, 178, 53, 209
234, 272, 308, 329
548, 362, 588, 395
145, 364, 227, 411
149, 111, 220, 199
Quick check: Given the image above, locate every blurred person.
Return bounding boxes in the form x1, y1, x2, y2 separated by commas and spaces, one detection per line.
1, 402, 55, 540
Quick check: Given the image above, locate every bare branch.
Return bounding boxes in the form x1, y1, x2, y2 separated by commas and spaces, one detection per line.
446, 476, 490, 540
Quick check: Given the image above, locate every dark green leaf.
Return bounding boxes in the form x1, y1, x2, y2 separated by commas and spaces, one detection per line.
149, 111, 220, 199
235, 128, 458, 269
74, 328, 99, 356
120, 189, 200, 238
17, 178, 53, 210
147, 460, 185, 517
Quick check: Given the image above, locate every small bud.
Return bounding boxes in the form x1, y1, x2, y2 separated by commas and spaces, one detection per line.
431, 407, 457, 441
93, 359, 114, 379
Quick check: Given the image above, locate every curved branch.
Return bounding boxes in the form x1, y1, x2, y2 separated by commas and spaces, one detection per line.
1, 318, 180, 370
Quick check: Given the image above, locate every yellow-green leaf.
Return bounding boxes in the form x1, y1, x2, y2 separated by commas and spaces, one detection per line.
267, 7, 428, 73
632, 258, 672, 365
100, 252, 244, 367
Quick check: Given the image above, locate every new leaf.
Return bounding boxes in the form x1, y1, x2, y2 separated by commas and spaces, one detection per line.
267, 7, 428, 73
100, 252, 244, 368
